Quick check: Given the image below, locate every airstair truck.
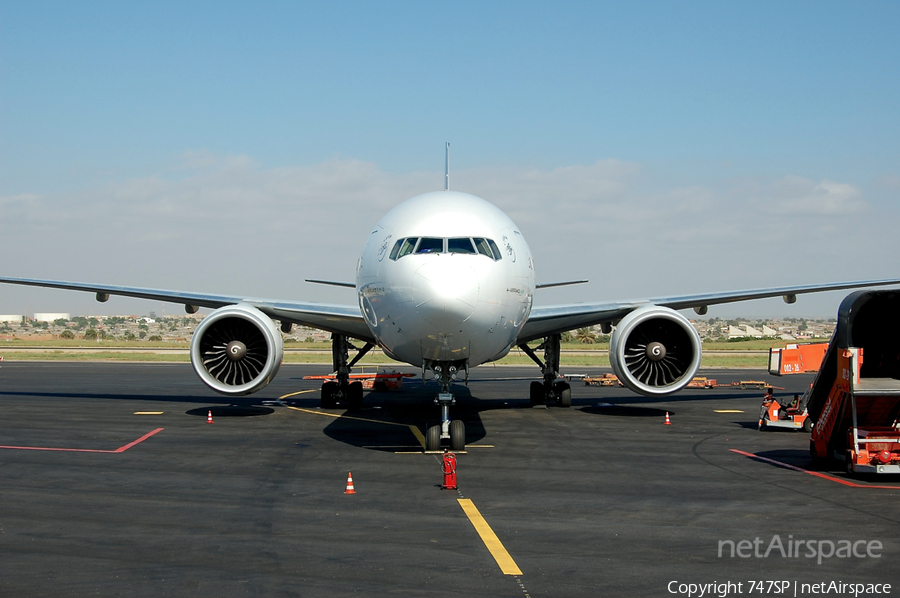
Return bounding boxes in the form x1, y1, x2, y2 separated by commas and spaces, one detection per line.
807, 291, 900, 474
768, 342, 829, 376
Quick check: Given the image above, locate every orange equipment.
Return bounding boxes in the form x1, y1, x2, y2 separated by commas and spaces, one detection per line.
207, 410, 214, 424
758, 389, 812, 432
664, 412, 672, 425
344, 472, 356, 494
441, 451, 458, 489
810, 348, 900, 474
768, 342, 829, 376
303, 366, 414, 391
686, 377, 717, 389
734, 380, 769, 390
584, 373, 622, 387
804, 290, 900, 475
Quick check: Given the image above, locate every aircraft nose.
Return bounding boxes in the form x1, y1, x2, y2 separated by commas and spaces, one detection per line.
412, 260, 479, 326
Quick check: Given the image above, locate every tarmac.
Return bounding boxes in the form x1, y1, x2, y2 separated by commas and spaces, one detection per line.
1, 362, 898, 597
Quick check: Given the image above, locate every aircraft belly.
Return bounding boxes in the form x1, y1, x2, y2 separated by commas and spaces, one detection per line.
371, 293, 523, 367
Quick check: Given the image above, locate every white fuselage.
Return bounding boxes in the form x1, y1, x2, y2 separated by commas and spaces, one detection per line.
356, 191, 535, 368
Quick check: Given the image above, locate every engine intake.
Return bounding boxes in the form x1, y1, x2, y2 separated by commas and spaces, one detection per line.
609, 305, 702, 396
190, 303, 284, 395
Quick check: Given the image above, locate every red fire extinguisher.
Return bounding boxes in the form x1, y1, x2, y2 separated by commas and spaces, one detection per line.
441, 450, 457, 490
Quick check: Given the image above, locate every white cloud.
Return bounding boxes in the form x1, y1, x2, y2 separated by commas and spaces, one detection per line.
764, 176, 867, 215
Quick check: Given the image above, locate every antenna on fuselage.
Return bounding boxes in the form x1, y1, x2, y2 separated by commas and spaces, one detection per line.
444, 142, 450, 191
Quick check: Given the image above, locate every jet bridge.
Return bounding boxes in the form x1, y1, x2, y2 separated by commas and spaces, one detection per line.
806, 290, 900, 474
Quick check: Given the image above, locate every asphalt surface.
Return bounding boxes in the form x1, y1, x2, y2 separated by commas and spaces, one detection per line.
1, 362, 898, 597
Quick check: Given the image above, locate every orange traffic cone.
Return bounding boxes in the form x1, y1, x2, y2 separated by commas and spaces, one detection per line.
664, 412, 672, 425
207, 410, 214, 424
344, 472, 356, 495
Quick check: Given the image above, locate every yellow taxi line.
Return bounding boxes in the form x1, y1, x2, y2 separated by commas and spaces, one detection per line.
279, 389, 320, 398
457, 498, 523, 576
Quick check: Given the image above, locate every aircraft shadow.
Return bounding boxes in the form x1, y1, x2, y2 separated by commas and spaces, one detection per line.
580, 404, 671, 418
292, 382, 490, 452
186, 406, 274, 417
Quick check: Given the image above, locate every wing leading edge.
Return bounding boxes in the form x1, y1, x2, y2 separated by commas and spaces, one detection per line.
518, 278, 900, 343
0, 276, 373, 343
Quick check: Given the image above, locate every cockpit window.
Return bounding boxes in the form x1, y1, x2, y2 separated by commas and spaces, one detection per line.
392, 237, 417, 260
389, 239, 403, 260
487, 239, 503, 260
415, 237, 444, 254
473, 238, 493, 258
448, 237, 476, 254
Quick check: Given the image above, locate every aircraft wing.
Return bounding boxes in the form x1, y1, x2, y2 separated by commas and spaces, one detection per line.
518, 278, 900, 343
0, 276, 373, 343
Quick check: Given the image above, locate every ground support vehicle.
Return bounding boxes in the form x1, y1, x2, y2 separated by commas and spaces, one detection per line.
735, 380, 768, 390
584, 373, 622, 387
807, 291, 900, 474
686, 377, 717, 389
758, 393, 812, 432
303, 367, 413, 391
768, 342, 829, 376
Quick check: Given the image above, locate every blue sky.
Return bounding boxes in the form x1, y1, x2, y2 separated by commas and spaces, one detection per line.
1, 2, 899, 317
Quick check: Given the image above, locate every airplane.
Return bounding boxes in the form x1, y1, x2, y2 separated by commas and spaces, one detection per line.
3, 164, 900, 451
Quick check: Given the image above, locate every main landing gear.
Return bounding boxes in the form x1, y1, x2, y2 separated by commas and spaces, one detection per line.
424, 360, 467, 452
517, 334, 571, 408
320, 334, 375, 410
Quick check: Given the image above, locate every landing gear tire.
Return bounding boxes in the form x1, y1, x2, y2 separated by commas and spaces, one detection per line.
347, 381, 364, 409
321, 382, 338, 408
426, 424, 441, 452
555, 381, 572, 408
450, 419, 465, 451
529, 381, 544, 406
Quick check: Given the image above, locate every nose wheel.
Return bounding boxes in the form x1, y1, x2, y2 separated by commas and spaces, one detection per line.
426, 392, 466, 451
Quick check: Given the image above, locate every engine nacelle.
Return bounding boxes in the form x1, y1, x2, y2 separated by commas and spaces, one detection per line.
609, 305, 702, 396
190, 303, 284, 396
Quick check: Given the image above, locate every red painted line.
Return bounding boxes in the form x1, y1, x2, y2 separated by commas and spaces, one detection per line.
0, 428, 164, 454
730, 449, 899, 489
113, 428, 164, 452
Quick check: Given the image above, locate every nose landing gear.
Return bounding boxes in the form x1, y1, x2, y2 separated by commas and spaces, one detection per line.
424, 360, 467, 452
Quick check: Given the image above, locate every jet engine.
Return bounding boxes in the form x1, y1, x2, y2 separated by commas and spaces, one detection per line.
190, 303, 284, 396
609, 305, 702, 396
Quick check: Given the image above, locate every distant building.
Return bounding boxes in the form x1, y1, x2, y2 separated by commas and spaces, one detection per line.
0, 315, 24, 324
34, 313, 70, 322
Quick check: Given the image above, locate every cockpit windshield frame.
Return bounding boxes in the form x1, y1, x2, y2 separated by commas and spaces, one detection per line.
388, 236, 503, 261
